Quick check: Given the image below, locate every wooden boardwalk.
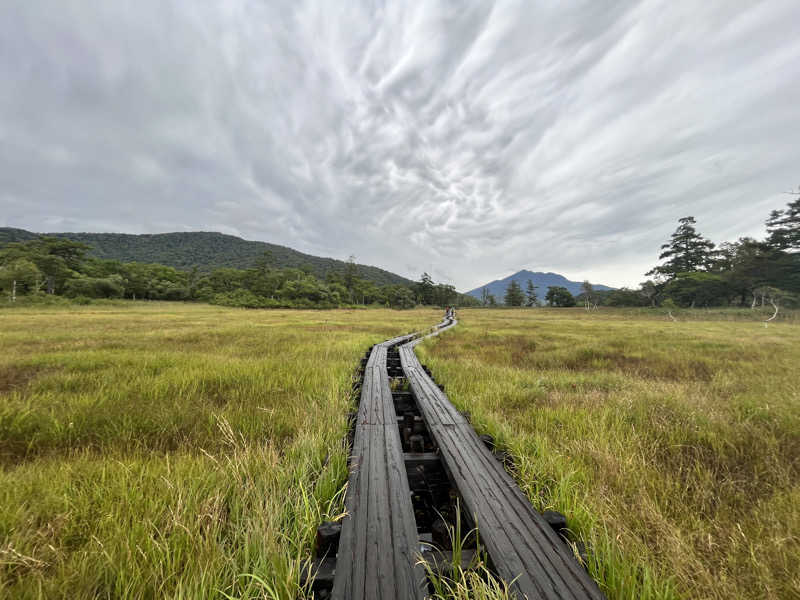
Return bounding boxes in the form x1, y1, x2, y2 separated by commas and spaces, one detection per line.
399, 320, 605, 600
331, 333, 426, 600
331, 318, 604, 599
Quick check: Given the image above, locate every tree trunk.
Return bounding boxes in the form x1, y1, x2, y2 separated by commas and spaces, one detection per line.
11, 279, 16, 302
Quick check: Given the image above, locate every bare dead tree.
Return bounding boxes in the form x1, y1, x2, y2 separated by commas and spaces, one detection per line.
764, 299, 779, 327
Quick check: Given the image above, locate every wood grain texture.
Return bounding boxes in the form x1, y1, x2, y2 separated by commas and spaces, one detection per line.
332, 334, 425, 600
399, 320, 605, 600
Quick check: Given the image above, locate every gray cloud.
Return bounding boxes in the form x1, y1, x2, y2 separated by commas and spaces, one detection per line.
2, 0, 799, 289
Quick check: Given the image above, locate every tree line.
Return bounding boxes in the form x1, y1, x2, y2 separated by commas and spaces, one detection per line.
478, 278, 581, 308
486, 192, 799, 308
0, 238, 474, 309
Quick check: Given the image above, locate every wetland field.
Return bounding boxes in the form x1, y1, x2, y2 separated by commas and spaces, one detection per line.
1, 304, 798, 599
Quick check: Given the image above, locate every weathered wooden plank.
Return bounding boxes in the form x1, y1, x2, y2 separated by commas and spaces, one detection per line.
332, 337, 425, 600
398, 352, 465, 426
399, 322, 604, 600
431, 423, 601, 600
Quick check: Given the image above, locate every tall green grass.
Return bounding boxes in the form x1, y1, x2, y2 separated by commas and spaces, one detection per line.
0, 303, 438, 599
417, 307, 800, 600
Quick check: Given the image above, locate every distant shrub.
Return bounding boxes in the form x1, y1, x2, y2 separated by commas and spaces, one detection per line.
64, 276, 124, 299
605, 288, 650, 307
210, 289, 268, 308
1, 292, 74, 307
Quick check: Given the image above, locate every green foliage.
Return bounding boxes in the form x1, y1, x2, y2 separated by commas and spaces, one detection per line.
545, 286, 575, 307
647, 216, 715, 280
64, 275, 125, 299
503, 279, 524, 306
525, 280, 539, 307
1, 234, 473, 310
383, 285, 416, 309
416, 272, 435, 304
766, 192, 800, 251
631, 200, 800, 308
0, 229, 414, 287
605, 288, 650, 307
457, 292, 482, 307
414, 272, 458, 307
0, 258, 42, 295
0, 237, 90, 294
663, 272, 730, 308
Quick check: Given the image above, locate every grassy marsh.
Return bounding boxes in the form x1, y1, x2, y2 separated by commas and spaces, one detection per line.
0, 303, 438, 599
3, 303, 797, 599
417, 307, 800, 600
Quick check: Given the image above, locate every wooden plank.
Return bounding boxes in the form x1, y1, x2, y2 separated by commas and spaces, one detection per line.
399, 324, 605, 600
398, 347, 465, 426
332, 338, 425, 600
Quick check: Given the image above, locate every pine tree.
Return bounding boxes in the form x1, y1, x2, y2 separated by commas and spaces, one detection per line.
766, 191, 800, 251
646, 216, 715, 280
525, 279, 539, 307
415, 272, 435, 304
504, 279, 525, 306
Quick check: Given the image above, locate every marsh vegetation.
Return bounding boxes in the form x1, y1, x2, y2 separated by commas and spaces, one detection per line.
418, 308, 800, 600
1, 304, 797, 599
0, 304, 437, 599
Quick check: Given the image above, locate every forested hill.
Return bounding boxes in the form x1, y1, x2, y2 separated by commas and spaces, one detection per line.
0, 228, 413, 287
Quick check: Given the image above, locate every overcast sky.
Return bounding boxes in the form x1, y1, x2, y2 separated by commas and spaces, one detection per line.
2, 1, 799, 290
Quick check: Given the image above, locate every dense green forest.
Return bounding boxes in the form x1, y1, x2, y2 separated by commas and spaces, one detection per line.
0, 235, 478, 309
0, 229, 412, 287
493, 194, 799, 308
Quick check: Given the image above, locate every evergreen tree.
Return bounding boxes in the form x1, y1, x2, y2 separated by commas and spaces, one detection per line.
344, 255, 358, 299
766, 192, 800, 251
415, 272, 435, 304
525, 279, 539, 307
646, 216, 715, 280
545, 286, 575, 307
504, 280, 525, 306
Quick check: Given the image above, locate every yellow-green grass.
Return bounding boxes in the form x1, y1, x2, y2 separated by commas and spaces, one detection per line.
417, 307, 800, 600
0, 303, 439, 599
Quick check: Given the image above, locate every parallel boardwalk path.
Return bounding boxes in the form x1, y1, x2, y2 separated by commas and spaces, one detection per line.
330, 318, 605, 600
399, 320, 605, 600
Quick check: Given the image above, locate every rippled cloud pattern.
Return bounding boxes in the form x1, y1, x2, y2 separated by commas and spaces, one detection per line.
2, 1, 799, 288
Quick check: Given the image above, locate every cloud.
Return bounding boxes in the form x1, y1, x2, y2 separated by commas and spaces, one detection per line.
1, 0, 799, 289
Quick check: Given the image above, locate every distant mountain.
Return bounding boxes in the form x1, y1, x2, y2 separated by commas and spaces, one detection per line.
0, 228, 413, 287
466, 270, 614, 301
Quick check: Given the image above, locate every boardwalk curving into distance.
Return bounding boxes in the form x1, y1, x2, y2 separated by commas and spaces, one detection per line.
327, 317, 605, 600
